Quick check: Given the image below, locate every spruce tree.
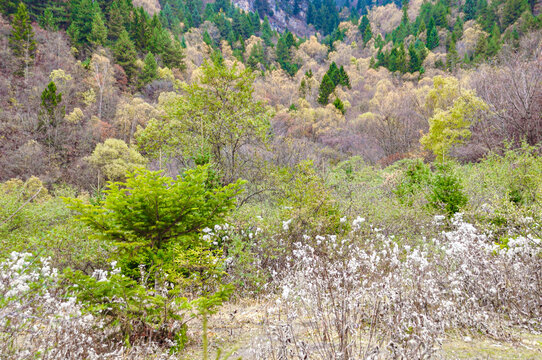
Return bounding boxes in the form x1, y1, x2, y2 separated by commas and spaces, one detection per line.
486, 23, 501, 57
114, 30, 138, 80
327, 62, 340, 86
463, 0, 477, 20
363, 24, 373, 44
139, 52, 158, 88
408, 43, 422, 72
426, 18, 439, 50
317, 73, 334, 105
338, 65, 351, 88
39, 7, 58, 31
108, 1, 125, 42
9, 2, 36, 76
162, 38, 186, 70
39, 81, 64, 129
261, 16, 273, 46
89, 10, 107, 47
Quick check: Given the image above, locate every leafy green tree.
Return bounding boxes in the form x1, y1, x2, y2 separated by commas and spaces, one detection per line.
317, 73, 334, 105
420, 76, 489, 160
38, 81, 64, 129
363, 23, 373, 44
65, 166, 242, 255
408, 42, 422, 72
327, 62, 341, 85
137, 60, 272, 184
89, 10, 107, 48
113, 29, 138, 80
139, 52, 158, 88
9, 2, 36, 76
261, 16, 273, 46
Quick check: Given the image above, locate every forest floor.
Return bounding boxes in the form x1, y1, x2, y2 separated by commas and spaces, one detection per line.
181, 300, 542, 359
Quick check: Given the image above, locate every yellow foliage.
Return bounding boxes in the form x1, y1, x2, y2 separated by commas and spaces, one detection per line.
65, 107, 84, 124
87, 138, 147, 182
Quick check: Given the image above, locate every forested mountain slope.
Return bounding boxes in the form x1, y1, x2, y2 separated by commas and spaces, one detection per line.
1, 0, 542, 357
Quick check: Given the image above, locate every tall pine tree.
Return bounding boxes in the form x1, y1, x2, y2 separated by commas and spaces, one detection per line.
9, 2, 36, 77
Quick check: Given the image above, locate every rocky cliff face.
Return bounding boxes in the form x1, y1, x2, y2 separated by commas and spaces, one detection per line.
233, 0, 316, 37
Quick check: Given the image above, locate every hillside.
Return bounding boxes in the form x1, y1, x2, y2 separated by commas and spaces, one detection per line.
0, 0, 542, 358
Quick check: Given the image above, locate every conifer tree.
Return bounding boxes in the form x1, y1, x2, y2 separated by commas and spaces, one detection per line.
363, 24, 373, 44
486, 23, 501, 57
463, 0, 477, 20
9, 2, 36, 77
114, 30, 138, 80
327, 62, 340, 86
408, 43, 422, 72
426, 18, 439, 50
317, 73, 334, 105
39, 7, 58, 31
139, 52, 158, 88
108, 1, 125, 42
39, 81, 64, 129
68, 0, 95, 46
162, 38, 186, 70
261, 16, 273, 46
338, 65, 351, 88
89, 10, 107, 48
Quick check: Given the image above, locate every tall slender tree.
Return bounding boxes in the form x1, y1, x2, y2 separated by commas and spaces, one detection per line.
9, 2, 36, 78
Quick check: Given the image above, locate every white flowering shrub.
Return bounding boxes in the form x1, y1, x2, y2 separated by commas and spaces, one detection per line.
252, 214, 542, 359
0, 252, 124, 359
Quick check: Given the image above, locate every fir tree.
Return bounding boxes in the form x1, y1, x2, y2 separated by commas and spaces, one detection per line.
89, 10, 107, 47
162, 38, 186, 70
139, 52, 158, 88
9, 2, 36, 77
317, 73, 335, 105
68, 0, 95, 46
426, 18, 439, 50
114, 30, 138, 80
333, 98, 346, 114
363, 23, 373, 44
261, 16, 273, 46
463, 0, 477, 20
486, 23, 501, 57
327, 62, 341, 86
108, 1, 125, 42
338, 65, 351, 88
39, 81, 64, 129
408, 43, 422, 72
39, 7, 58, 31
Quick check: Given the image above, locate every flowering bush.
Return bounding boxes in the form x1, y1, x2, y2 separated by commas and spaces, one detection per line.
253, 214, 542, 359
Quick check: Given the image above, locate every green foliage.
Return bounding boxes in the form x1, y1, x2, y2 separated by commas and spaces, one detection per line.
38, 81, 64, 129
428, 163, 468, 216
64, 166, 243, 256
9, 2, 36, 75
139, 52, 158, 88
89, 9, 107, 48
317, 73, 334, 105
395, 159, 433, 205
426, 20, 440, 50
113, 29, 138, 80
420, 76, 489, 160
137, 60, 271, 184
333, 98, 346, 114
